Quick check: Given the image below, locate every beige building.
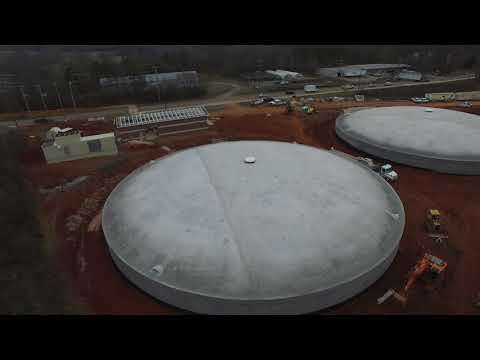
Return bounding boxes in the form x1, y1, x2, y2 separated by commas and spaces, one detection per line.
42, 127, 118, 164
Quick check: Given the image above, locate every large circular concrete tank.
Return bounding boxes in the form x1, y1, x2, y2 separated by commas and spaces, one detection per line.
102, 141, 405, 314
336, 106, 480, 174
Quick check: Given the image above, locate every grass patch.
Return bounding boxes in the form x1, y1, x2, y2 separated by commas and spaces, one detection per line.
98, 155, 128, 176
204, 82, 234, 97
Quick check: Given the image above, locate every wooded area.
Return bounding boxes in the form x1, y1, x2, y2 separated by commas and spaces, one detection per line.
0, 128, 83, 314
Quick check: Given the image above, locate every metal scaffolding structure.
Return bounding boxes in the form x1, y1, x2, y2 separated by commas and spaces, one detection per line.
115, 106, 209, 129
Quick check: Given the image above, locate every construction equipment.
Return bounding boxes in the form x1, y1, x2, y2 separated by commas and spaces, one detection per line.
377, 288, 407, 306
426, 209, 442, 234
356, 157, 381, 171
377, 289, 395, 304
428, 233, 449, 244
394, 253, 447, 306
285, 99, 294, 114
301, 105, 316, 115
425, 209, 449, 244
473, 291, 480, 308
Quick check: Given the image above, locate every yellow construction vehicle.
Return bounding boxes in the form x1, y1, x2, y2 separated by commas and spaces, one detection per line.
426, 209, 442, 234
285, 96, 302, 114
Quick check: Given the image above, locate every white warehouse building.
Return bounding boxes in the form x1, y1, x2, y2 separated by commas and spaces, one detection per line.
265, 70, 304, 81
317, 64, 411, 79
397, 70, 423, 81
99, 71, 199, 89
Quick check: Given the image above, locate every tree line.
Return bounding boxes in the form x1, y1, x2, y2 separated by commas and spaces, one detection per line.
0, 128, 83, 313
1, 45, 480, 113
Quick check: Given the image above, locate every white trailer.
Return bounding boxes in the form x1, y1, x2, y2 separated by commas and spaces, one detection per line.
425, 93, 455, 102
455, 91, 480, 101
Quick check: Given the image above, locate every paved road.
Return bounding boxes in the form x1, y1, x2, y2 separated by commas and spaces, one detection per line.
2, 74, 476, 128
139, 74, 476, 111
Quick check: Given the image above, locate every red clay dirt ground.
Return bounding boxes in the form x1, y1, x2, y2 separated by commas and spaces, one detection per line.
21, 100, 480, 315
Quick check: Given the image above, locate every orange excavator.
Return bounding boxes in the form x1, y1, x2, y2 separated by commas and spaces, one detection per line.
395, 253, 447, 306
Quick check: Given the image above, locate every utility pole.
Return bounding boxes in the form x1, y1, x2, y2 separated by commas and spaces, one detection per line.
156, 83, 161, 103
53, 82, 64, 110
69, 81, 77, 111
18, 85, 31, 113
36, 84, 48, 111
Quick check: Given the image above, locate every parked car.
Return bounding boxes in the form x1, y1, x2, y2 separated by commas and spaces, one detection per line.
269, 99, 286, 106
285, 90, 295, 95
411, 97, 430, 103
342, 84, 355, 90
251, 99, 264, 106
384, 82, 393, 86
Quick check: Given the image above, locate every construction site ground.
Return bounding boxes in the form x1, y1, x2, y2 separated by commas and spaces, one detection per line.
20, 99, 480, 315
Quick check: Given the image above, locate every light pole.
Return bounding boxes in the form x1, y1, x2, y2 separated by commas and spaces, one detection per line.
69, 81, 77, 111
35, 84, 48, 111
53, 82, 64, 110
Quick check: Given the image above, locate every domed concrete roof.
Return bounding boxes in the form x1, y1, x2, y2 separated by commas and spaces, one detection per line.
336, 106, 480, 174
102, 141, 404, 314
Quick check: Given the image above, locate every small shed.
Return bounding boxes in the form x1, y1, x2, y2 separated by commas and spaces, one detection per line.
41, 128, 118, 164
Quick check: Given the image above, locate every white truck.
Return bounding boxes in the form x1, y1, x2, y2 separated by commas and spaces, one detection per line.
379, 164, 398, 182
269, 98, 286, 106
304, 85, 318, 92
411, 97, 430, 104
